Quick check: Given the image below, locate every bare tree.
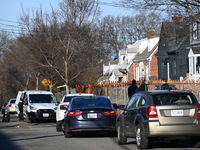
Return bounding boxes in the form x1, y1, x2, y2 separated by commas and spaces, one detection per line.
0, 31, 11, 59
120, 0, 200, 22
99, 13, 163, 54
17, 0, 109, 94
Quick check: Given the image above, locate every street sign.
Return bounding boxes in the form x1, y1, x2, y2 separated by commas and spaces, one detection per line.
41, 78, 51, 87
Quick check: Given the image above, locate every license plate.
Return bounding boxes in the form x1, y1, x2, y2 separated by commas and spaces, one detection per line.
43, 113, 49, 117
87, 113, 97, 118
171, 110, 183, 116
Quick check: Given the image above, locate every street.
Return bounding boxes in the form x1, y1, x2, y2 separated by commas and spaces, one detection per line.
0, 114, 199, 150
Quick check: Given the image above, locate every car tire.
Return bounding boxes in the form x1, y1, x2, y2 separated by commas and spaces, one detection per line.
195, 140, 200, 148
136, 124, 149, 149
56, 121, 63, 132
117, 122, 127, 145
64, 129, 72, 138
26, 113, 32, 123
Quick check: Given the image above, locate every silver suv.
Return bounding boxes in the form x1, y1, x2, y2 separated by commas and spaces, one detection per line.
117, 90, 200, 149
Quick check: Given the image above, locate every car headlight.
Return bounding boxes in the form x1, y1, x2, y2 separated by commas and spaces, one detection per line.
30, 105, 37, 110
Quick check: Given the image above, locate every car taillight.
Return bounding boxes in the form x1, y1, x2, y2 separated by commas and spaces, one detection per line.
146, 105, 158, 118
196, 104, 200, 117
9, 104, 12, 107
60, 104, 68, 110
102, 110, 116, 116
67, 111, 82, 117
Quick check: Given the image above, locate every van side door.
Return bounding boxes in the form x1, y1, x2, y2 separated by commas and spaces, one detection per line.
23, 94, 28, 115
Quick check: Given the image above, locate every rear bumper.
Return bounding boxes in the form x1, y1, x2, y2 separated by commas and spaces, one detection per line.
7, 107, 16, 113
66, 120, 116, 132
144, 121, 200, 137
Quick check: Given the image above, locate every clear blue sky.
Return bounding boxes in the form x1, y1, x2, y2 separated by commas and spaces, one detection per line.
0, 0, 134, 22
0, 0, 134, 35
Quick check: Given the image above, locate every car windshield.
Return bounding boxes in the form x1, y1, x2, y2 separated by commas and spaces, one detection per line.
29, 94, 56, 103
63, 96, 75, 103
152, 93, 197, 105
71, 98, 112, 109
10, 99, 16, 103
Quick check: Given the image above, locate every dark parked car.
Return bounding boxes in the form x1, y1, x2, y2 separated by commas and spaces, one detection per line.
63, 96, 117, 138
117, 90, 200, 149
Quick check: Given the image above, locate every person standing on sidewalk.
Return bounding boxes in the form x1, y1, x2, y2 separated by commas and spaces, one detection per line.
18, 99, 24, 121
128, 80, 138, 99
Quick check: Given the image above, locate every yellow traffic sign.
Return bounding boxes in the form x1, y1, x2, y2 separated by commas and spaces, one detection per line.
42, 78, 51, 87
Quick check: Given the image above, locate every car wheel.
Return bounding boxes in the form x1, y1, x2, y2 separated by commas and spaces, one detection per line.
56, 121, 63, 132
117, 123, 127, 145
26, 113, 32, 123
64, 128, 72, 138
136, 124, 149, 149
195, 140, 200, 148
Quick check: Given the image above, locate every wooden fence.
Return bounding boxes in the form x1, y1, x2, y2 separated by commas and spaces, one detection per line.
76, 80, 200, 104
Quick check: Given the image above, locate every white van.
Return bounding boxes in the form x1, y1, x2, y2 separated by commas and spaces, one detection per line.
15, 90, 57, 123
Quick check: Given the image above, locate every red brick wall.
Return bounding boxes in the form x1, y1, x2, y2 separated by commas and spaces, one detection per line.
149, 49, 158, 80
128, 63, 136, 81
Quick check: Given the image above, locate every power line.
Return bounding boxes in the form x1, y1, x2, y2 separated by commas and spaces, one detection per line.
0, 19, 19, 24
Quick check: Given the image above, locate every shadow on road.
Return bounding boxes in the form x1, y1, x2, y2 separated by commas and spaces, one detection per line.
0, 131, 22, 150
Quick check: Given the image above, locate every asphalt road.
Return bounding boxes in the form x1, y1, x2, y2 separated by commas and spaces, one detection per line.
0, 114, 199, 150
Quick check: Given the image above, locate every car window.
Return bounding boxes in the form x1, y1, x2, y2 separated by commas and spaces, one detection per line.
152, 93, 197, 105
126, 95, 139, 110
24, 94, 28, 105
10, 99, 16, 103
136, 96, 145, 107
29, 94, 56, 103
71, 98, 112, 109
63, 96, 74, 103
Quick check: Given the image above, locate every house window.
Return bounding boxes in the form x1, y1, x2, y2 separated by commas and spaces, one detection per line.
196, 57, 200, 74
118, 77, 123, 82
192, 22, 198, 40
193, 57, 196, 74
173, 59, 177, 75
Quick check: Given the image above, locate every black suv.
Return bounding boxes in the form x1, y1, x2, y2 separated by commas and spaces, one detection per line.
117, 90, 200, 149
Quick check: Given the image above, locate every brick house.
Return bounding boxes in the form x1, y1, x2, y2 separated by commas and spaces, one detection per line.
128, 35, 159, 81
99, 32, 159, 82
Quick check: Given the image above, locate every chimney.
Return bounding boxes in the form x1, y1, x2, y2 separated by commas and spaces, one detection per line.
172, 16, 182, 23
147, 30, 155, 39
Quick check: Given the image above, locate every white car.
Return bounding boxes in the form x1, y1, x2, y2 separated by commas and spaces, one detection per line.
5, 98, 16, 114
56, 93, 96, 132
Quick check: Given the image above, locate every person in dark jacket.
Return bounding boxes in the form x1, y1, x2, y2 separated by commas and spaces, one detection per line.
138, 80, 148, 91
161, 79, 172, 90
18, 99, 24, 121
128, 80, 138, 99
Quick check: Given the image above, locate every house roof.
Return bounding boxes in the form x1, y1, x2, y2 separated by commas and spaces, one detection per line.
157, 21, 189, 56
112, 62, 129, 77
126, 40, 141, 53
133, 40, 159, 62
191, 47, 200, 54
119, 40, 141, 55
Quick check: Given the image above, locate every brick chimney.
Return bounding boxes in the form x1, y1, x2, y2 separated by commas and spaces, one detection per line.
147, 30, 155, 39
172, 16, 182, 23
